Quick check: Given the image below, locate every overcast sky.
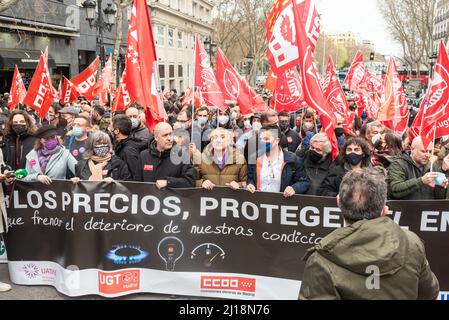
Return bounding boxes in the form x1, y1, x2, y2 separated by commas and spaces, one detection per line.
316, 0, 403, 57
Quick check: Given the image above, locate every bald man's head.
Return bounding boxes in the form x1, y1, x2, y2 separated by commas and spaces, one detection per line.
411, 136, 433, 167
154, 122, 173, 152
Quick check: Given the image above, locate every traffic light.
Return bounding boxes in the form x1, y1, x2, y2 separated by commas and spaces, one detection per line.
370, 52, 375, 61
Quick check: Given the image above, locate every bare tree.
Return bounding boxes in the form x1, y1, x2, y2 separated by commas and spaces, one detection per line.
212, 0, 272, 84
112, 0, 133, 87
378, 0, 436, 74
0, 0, 20, 12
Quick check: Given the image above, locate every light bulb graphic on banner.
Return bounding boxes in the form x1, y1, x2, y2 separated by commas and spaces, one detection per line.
157, 237, 184, 271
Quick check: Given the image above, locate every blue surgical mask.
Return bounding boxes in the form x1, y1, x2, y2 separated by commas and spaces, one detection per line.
260, 141, 272, 154
131, 118, 140, 129
72, 127, 84, 138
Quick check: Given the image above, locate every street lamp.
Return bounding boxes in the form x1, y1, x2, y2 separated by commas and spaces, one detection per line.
246, 51, 255, 83
429, 51, 438, 79
82, 0, 116, 69
203, 36, 216, 66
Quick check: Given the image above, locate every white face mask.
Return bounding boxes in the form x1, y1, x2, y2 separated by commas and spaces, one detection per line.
244, 120, 252, 129
252, 122, 262, 132
218, 116, 229, 125
371, 133, 383, 146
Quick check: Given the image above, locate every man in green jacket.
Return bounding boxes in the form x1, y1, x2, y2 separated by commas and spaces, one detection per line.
387, 137, 448, 200
299, 168, 439, 300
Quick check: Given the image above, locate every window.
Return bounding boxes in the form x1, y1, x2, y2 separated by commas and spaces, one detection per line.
168, 28, 174, 48
159, 64, 166, 79
169, 65, 175, 78
178, 65, 183, 77
156, 26, 165, 47
193, 2, 197, 17
177, 30, 183, 48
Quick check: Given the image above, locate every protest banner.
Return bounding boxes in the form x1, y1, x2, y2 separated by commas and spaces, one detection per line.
4, 181, 449, 300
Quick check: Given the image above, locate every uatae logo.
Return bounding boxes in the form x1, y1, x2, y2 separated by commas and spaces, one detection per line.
23, 263, 40, 279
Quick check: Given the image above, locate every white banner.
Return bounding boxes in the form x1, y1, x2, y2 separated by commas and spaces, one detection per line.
8, 261, 301, 299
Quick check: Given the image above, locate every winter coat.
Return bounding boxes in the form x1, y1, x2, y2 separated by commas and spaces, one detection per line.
131, 126, 153, 144
193, 145, 247, 188
284, 128, 301, 153
114, 137, 146, 180
303, 152, 333, 196
75, 155, 132, 181
387, 155, 447, 200
23, 147, 77, 182
3, 133, 36, 171
247, 149, 310, 194
317, 162, 349, 197
299, 217, 440, 300
135, 139, 195, 188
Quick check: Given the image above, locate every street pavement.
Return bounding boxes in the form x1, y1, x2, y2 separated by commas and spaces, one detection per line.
0, 263, 206, 300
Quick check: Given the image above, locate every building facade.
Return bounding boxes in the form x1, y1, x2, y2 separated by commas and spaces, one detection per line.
0, 0, 126, 93
0, 0, 214, 95
433, 0, 449, 52
327, 31, 361, 47
149, 0, 214, 93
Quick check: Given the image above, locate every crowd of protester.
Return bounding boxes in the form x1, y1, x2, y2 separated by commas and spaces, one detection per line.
0, 89, 447, 297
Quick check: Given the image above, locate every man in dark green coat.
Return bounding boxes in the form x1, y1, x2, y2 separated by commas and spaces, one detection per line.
388, 137, 448, 200
299, 168, 439, 300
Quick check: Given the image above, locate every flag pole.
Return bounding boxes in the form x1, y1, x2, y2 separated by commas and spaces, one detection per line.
430, 121, 437, 173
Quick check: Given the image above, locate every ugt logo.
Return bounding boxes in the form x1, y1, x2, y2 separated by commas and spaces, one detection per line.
98, 270, 140, 294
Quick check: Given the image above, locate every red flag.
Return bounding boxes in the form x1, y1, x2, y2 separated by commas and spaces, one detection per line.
23, 53, 55, 118
344, 51, 367, 92
322, 56, 353, 131
194, 36, 226, 111
57, 78, 62, 101
94, 55, 115, 106
8, 65, 27, 110
422, 109, 449, 140
111, 70, 132, 113
265, 69, 278, 93
59, 76, 80, 106
290, 0, 338, 159
182, 87, 202, 108
265, 0, 320, 74
71, 57, 99, 101
270, 68, 305, 112
215, 47, 259, 114
378, 58, 409, 134
124, 0, 166, 131
422, 40, 449, 128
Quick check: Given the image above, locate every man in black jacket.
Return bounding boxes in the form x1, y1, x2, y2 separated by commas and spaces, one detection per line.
302, 133, 333, 195
136, 122, 195, 188
111, 115, 145, 180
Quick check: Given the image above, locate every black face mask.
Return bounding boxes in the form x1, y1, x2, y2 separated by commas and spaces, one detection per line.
12, 124, 27, 136
335, 128, 344, 137
344, 153, 364, 166
279, 122, 290, 132
308, 150, 323, 163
